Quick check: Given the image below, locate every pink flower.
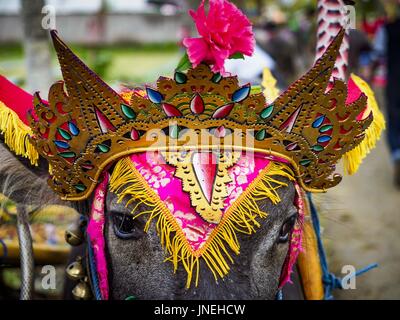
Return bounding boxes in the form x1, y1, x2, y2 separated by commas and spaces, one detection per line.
183, 0, 255, 75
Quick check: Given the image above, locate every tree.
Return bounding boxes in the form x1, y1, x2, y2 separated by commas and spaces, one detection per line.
20, 0, 52, 95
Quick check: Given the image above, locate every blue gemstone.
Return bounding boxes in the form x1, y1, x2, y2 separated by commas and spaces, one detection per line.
54, 140, 70, 149
312, 115, 325, 128
146, 88, 163, 104
317, 135, 332, 143
232, 84, 250, 103
68, 122, 80, 136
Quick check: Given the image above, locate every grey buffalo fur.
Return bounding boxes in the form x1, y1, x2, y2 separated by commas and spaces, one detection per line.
0, 140, 302, 299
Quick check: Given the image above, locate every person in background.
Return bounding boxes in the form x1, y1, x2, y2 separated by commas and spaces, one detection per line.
348, 28, 372, 78
372, 1, 400, 188
362, 13, 386, 40
260, 22, 297, 88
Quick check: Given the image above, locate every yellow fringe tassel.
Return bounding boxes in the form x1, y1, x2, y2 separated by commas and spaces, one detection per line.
0, 101, 38, 165
109, 156, 295, 288
262, 67, 280, 104
343, 74, 385, 175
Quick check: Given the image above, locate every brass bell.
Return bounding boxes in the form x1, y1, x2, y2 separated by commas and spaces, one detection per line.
72, 278, 92, 300
66, 256, 85, 281
65, 224, 84, 246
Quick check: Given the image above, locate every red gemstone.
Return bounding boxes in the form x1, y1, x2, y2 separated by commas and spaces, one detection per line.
130, 129, 140, 141
212, 103, 234, 119
95, 107, 116, 133
162, 103, 182, 117
286, 142, 299, 151
81, 163, 94, 170
192, 152, 217, 203
56, 102, 65, 114
190, 93, 205, 114
214, 126, 226, 138
279, 106, 302, 133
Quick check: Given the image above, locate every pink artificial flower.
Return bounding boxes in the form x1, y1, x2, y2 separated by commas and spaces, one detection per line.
183, 0, 255, 75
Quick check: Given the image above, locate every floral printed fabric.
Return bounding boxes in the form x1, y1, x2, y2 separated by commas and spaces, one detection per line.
130, 151, 290, 252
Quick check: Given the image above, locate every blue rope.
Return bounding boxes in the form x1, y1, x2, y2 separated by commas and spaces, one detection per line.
87, 235, 103, 300
0, 238, 8, 263
275, 289, 283, 300
307, 193, 378, 300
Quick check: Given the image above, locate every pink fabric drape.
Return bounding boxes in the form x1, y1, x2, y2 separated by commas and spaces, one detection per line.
87, 173, 109, 300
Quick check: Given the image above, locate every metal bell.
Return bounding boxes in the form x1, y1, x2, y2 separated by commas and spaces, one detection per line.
72, 278, 92, 300
65, 224, 84, 246
66, 256, 85, 281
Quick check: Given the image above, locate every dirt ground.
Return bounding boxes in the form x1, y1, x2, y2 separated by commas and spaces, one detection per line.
313, 102, 400, 299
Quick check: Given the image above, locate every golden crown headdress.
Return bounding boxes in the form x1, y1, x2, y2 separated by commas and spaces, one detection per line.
28, 29, 371, 204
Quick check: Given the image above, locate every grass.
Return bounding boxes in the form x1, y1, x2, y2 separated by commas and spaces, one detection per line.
0, 42, 182, 87
0, 44, 23, 60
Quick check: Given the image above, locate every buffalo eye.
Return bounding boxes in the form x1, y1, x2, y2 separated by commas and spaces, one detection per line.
278, 213, 297, 244
111, 211, 144, 240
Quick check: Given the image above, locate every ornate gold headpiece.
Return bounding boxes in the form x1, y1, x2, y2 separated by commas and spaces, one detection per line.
29, 29, 371, 202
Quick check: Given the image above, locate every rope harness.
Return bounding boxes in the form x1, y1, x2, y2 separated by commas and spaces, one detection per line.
307, 193, 378, 300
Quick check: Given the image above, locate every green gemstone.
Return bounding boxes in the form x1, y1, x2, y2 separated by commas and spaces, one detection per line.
75, 184, 86, 192
97, 144, 110, 153
312, 145, 324, 152
57, 128, 72, 140
121, 104, 136, 120
58, 151, 76, 158
260, 105, 274, 119
319, 125, 333, 133
211, 73, 222, 83
174, 71, 187, 84
255, 129, 266, 141
170, 125, 179, 139
300, 159, 311, 166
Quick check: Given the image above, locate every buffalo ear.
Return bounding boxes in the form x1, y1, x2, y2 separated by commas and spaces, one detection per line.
0, 141, 62, 207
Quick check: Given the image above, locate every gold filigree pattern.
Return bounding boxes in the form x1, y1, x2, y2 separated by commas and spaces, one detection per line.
162, 150, 241, 224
